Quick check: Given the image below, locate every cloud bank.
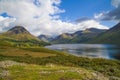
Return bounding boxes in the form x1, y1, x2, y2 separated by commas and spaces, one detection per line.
95, 0, 120, 21
0, 0, 108, 36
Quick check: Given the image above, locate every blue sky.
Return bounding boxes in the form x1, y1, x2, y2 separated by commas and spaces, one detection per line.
59, 0, 117, 27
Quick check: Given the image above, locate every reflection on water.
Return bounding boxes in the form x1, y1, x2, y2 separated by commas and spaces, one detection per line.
45, 44, 120, 60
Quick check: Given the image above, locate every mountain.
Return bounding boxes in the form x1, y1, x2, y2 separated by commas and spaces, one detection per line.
38, 34, 53, 42
72, 31, 82, 37
54, 33, 73, 40
51, 33, 74, 43
83, 28, 107, 33
70, 28, 107, 43
90, 23, 120, 44
107, 23, 120, 32
51, 28, 107, 44
1, 26, 39, 41
0, 26, 49, 47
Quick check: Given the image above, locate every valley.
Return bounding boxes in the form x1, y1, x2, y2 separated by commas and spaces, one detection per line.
0, 0, 120, 80
0, 24, 120, 80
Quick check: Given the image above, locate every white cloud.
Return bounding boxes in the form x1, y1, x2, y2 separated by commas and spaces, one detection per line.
0, 0, 108, 36
37, 19, 108, 36
77, 20, 108, 30
94, 13, 104, 20
0, 16, 16, 32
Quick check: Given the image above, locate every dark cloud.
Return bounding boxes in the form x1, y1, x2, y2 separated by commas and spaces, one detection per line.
96, 0, 120, 21
100, 6, 120, 21
75, 17, 92, 23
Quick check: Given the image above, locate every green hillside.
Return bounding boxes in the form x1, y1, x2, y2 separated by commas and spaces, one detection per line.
0, 38, 49, 47
89, 23, 120, 44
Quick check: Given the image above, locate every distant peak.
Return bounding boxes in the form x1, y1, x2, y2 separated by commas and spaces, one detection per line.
82, 28, 107, 33
8, 26, 30, 34
9, 26, 26, 30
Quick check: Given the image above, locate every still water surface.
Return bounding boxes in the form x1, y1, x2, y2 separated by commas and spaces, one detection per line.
45, 44, 120, 60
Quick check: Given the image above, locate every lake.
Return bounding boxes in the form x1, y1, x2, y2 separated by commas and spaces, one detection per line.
45, 44, 120, 60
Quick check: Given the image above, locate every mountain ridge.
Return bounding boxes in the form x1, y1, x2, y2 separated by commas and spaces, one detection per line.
51, 28, 107, 44
89, 22, 120, 44
7, 26, 30, 34
1, 26, 40, 41
0, 26, 49, 47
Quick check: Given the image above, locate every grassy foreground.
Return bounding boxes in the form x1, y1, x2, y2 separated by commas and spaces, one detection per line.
0, 60, 108, 80
0, 46, 120, 80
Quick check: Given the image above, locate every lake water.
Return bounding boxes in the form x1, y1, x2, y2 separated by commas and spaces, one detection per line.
45, 44, 120, 60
